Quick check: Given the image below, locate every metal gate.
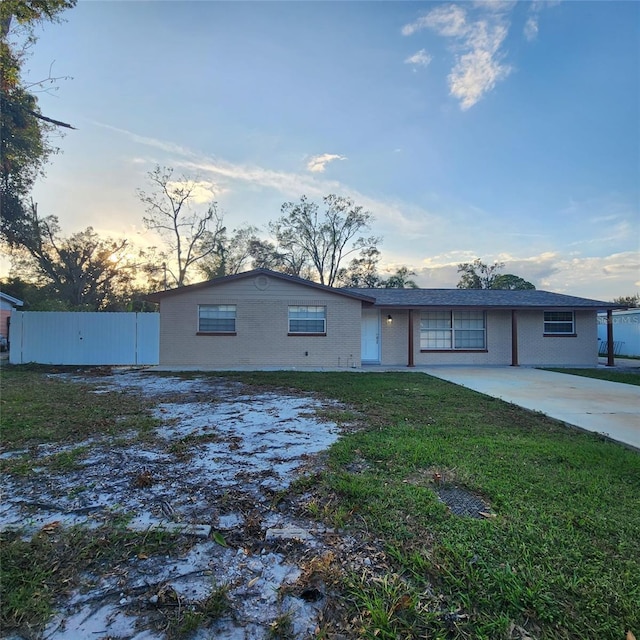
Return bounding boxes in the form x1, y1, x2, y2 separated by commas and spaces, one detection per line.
9, 312, 159, 365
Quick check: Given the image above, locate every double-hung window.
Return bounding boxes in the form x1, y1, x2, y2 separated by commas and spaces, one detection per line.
543, 311, 574, 335
420, 311, 486, 350
288, 306, 326, 334
198, 304, 236, 333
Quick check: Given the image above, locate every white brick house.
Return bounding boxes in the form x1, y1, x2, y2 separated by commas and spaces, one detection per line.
147, 269, 620, 369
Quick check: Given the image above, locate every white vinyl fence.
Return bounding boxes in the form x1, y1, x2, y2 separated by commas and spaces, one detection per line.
597, 310, 640, 357
9, 312, 159, 365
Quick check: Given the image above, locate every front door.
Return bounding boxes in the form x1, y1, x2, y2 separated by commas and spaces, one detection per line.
361, 310, 380, 363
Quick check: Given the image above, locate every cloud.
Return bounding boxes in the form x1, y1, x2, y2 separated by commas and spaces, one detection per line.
166, 180, 219, 205
524, 16, 538, 41
472, 0, 517, 13
93, 124, 639, 300
402, 3, 513, 109
402, 4, 467, 37
404, 49, 433, 68
523, 1, 560, 41
406, 250, 640, 299
306, 153, 347, 173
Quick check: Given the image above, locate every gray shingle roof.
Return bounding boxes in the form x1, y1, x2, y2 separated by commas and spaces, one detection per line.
146, 268, 619, 310
147, 268, 376, 303
343, 288, 619, 310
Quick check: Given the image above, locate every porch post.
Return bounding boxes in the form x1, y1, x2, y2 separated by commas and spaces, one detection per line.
408, 309, 415, 367
511, 309, 519, 366
606, 309, 615, 367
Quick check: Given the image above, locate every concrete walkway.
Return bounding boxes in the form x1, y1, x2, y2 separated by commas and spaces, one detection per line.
424, 367, 640, 451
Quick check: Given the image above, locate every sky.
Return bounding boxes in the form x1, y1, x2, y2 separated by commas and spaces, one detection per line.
10, 0, 640, 300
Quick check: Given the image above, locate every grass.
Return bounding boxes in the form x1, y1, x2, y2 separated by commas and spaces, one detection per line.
0, 366, 159, 450
0, 521, 188, 636
542, 367, 640, 386
223, 370, 640, 640
1, 367, 638, 639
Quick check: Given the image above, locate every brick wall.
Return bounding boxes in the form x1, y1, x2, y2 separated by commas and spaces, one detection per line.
159, 274, 362, 368
378, 309, 597, 367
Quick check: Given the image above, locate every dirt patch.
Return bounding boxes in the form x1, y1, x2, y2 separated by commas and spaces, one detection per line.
1, 371, 389, 639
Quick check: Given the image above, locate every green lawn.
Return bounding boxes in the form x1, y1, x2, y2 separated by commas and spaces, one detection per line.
228, 371, 640, 640
1, 367, 638, 639
542, 367, 640, 386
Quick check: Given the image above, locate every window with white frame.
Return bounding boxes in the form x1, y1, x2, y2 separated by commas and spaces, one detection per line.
543, 311, 574, 335
198, 304, 236, 333
288, 306, 326, 334
420, 311, 486, 350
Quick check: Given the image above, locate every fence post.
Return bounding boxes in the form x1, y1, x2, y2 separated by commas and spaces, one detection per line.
606, 310, 614, 367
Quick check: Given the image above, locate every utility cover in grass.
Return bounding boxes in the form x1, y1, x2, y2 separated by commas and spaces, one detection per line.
436, 486, 491, 518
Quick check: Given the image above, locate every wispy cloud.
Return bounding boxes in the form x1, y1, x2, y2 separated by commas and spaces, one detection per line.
402, 3, 512, 110
404, 49, 432, 69
409, 250, 639, 298
524, 16, 538, 41
103, 125, 426, 232
94, 123, 638, 299
92, 120, 197, 158
306, 153, 347, 173
166, 180, 219, 205
402, 4, 467, 37
524, 1, 560, 41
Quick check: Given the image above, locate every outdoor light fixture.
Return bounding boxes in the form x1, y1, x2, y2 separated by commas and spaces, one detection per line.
387, 314, 393, 323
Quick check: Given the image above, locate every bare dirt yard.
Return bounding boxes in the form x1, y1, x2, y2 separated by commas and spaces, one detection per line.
1, 370, 385, 640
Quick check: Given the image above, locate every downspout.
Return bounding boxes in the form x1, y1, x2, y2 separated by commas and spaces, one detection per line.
407, 309, 415, 367
511, 309, 519, 366
606, 309, 615, 367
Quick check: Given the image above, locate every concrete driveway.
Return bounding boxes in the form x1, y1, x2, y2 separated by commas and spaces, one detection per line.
424, 367, 640, 450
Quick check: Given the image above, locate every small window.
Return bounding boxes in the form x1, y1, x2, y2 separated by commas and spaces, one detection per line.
288, 306, 326, 334
544, 311, 574, 335
199, 304, 236, 333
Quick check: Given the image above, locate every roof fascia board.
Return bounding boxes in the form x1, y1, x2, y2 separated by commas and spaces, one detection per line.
0, 292, 24, 306
367, 301, 621, 311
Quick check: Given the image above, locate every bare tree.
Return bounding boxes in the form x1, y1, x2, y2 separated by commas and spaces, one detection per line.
271, 194, 377, 286
137, 165, 225, 287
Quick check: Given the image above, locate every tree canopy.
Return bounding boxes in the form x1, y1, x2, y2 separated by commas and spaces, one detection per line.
10, 202, 140, 310
456, 259, 535, 290
612, 294, 639, 308
1, 0, 76, 244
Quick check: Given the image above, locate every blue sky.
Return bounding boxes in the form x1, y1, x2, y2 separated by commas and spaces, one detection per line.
15, 0, 640, 299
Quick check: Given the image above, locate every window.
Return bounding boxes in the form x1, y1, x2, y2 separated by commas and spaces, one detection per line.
288, 306, 326, 334
198, 304, 236, 333
544, 311, 574, 335
420, 311, 486, 350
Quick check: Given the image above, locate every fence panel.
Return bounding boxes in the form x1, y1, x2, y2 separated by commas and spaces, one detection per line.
9, 312, 159, 365
597, 310, 640, 357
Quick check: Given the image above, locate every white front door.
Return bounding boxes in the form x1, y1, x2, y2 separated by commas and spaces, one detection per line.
361, 310, 380, 363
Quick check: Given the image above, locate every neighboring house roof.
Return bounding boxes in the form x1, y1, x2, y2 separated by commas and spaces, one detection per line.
345, 288, 621, 311
146, 268, 376, 303
0, 292, 24, 307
